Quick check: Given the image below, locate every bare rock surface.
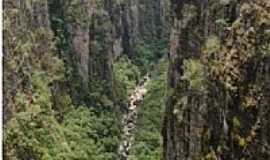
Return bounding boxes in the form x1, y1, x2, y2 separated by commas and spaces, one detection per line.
119, 74, 150, 160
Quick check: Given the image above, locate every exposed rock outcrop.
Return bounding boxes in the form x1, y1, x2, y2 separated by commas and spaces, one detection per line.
163, 1, 270, 159
3, 0, 63, 122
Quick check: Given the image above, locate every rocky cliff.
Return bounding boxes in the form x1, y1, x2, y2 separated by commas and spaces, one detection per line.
3, 0, 64, 122
47, 0, 168, 106
163, 0, 270, 159
4, 0, 169, 158
48, 0, 115, 105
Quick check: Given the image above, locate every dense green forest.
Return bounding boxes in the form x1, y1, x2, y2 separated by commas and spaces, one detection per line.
3, 0, 270, 160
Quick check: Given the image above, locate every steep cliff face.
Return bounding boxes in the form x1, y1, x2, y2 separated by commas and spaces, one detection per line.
164, 0, 270, 159
138, 0, 168, 42
3, 0, 64, 122
112, 0, 169, 59
3, 1, 71, 158
3, 0, 169, 159
48, 0, 119, 105
138, 0, 169, 57
4, 0, 270, 159
63, 0, 94, 91
48, 0, 148, 105
163, 1, 208, 159
119, 0, 139, 57
4, 0, 121, 159
3, 0, 168, 122
48, 0, 169, 105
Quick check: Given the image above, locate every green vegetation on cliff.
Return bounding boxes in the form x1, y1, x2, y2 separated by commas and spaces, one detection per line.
4, 0, 168, 159
130, 59, 168, 160
5, 0, 270, 160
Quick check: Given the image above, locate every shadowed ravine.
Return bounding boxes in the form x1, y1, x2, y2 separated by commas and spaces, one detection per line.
119, 74, 150, 160
4, 1, 270, 160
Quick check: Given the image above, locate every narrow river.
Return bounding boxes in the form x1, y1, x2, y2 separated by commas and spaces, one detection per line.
119, 74, 150, 160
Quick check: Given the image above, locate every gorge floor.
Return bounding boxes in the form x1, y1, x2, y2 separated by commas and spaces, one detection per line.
119, 74, 150, 160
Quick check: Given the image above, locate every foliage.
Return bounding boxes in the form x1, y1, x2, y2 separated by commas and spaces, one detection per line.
4, 110, 72, 160
133, 43, 154, 73
4, 105, 120, 160
64, 0, 91, 27
5, 97, 120, 160
4, 70, 73, 160
182, 59, 207, 91
133, 41, 168, 74
114, 55, 141, 105
202, 1, 270, 158
130, 59, 168, 160
204, 36, 221, 56
4, 1, 121, 160
205, 2, 270, 92
3, 0, 66, 121
62, 107, 120, 160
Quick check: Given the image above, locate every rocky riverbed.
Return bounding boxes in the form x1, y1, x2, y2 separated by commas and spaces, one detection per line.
119, 74, 150, 160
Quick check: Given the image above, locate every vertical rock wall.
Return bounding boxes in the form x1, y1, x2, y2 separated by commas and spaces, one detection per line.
49, 0, 117, 104
3, 0, 63, 122
163, 0, 270, 159
163, 1, 208, 159
119, 0, 139, 57
48, 0, 168, 105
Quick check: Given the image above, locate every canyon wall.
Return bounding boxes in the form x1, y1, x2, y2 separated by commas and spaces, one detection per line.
3, 0, 64, 122
163, 0, 270, 159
